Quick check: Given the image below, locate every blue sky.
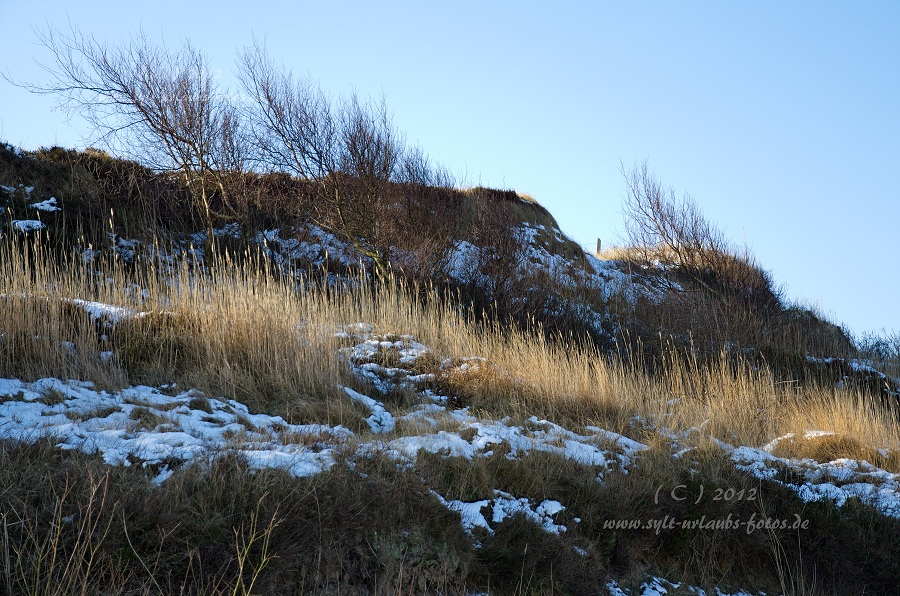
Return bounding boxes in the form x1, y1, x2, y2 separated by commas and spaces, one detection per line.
2, 1, 898, 337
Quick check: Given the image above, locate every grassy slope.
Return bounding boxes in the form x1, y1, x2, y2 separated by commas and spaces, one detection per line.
3, 144, 900, 594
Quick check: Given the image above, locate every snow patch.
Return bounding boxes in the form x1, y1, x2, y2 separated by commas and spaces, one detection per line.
11, 220, 46, 233
0, 378, 352, 481
606, 577, 761, 595
69, 299, 146, 325
30, 197, 61, 212
342, 385, 395, 433
433, 489, 566, 536
727, 440, 900, 518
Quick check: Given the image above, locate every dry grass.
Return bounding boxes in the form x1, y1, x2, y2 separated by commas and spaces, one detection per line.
461, 186, 560, 232
3, 232, 899, 458
767, 431, 900, 469
776, 392, 900, 467
0, 440, 474, 595
596, 244, 669, 263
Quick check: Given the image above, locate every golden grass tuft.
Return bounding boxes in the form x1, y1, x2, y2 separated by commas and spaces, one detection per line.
596, 244, 678, 264
596, 244, 644, 261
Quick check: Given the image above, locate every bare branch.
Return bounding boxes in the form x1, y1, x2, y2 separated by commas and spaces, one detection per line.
23, 25, 246, 233
622, 161, 778, 308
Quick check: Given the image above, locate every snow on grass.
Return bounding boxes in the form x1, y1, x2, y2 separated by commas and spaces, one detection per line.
336, 323, 650, 473
69, 298, 147, 325
585, 424, 654, 459
337, 322, 652, 513
442, 222, 682, 345
5, 306, 900, 563
255, 224, 363, 269
720, 436, 900, 518
3, 294, 148, 327
606, 577, 761, 596
0, 316, 655, 549
805, 355, 900, 395
516, 223, 681, 303
432, 489, 566, 536
190, 221, 243, 245
339, 330, 434, 395
110, 234, 140, 260
651, 416, 900, 524
11, 220, 46, 233
82, 248, 101, 263
433, 492, 492, 534
388, 413, 648, 476
341, 385, 395, 433
29, 197, 61, 212
0, 373, 625, 543
761, 429, 834, 453
445, 239, 481, 282
0, 378, 351, 479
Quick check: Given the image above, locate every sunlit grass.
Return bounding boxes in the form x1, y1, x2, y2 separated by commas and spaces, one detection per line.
3, 232, 899, 463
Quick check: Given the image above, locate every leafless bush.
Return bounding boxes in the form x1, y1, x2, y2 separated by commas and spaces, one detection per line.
858, 329, 900, 378
623, 161, 724, 270
20, 32, 462, 275
622, 161, 779, 310
390, 170, 466, 281
238, 43, 460, 277
448, 189, 527, 309
613, 162, 863, 366
20, 26, 246, 236
858, 330, 900, 360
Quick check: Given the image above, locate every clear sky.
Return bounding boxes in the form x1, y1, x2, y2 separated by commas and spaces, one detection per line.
2, 1, 898, 337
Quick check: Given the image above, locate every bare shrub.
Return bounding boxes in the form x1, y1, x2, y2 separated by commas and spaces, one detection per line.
238, 43, 461, 278
463, 189, 529, 310
388, 147, 465, 281
239, 44, 394, 276
857, 328, 900, 379
614, 162, 862, 366
22, 32, 461, 276
622, 161, 779, 310
21, 26, 246, 236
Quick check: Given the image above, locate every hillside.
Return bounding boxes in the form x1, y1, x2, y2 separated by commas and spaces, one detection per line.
3, 142, 900, 595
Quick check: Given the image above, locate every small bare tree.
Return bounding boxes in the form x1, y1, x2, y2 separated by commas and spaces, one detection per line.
20, 26, 244, 237
622, 161, 777, 308
239, 43, 440, 278
622, 161, 726, 272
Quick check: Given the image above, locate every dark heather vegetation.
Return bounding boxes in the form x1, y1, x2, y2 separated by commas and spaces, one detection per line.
1, 27, 899, 596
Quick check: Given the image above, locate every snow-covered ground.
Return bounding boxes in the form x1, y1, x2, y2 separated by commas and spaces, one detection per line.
30, 196, 61, 212
0, 359, 783, 595
255, 224, 364, 269
434, 490, 567, 536
607, 577, 760, 596
446, 222, 677, 306
10, 219, 46, 233
0, 318, 647, 519
727, 434, 900, 518
0, 377, 349, 484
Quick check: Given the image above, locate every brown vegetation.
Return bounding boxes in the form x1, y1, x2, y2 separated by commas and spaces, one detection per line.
615, 162, 856, 370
